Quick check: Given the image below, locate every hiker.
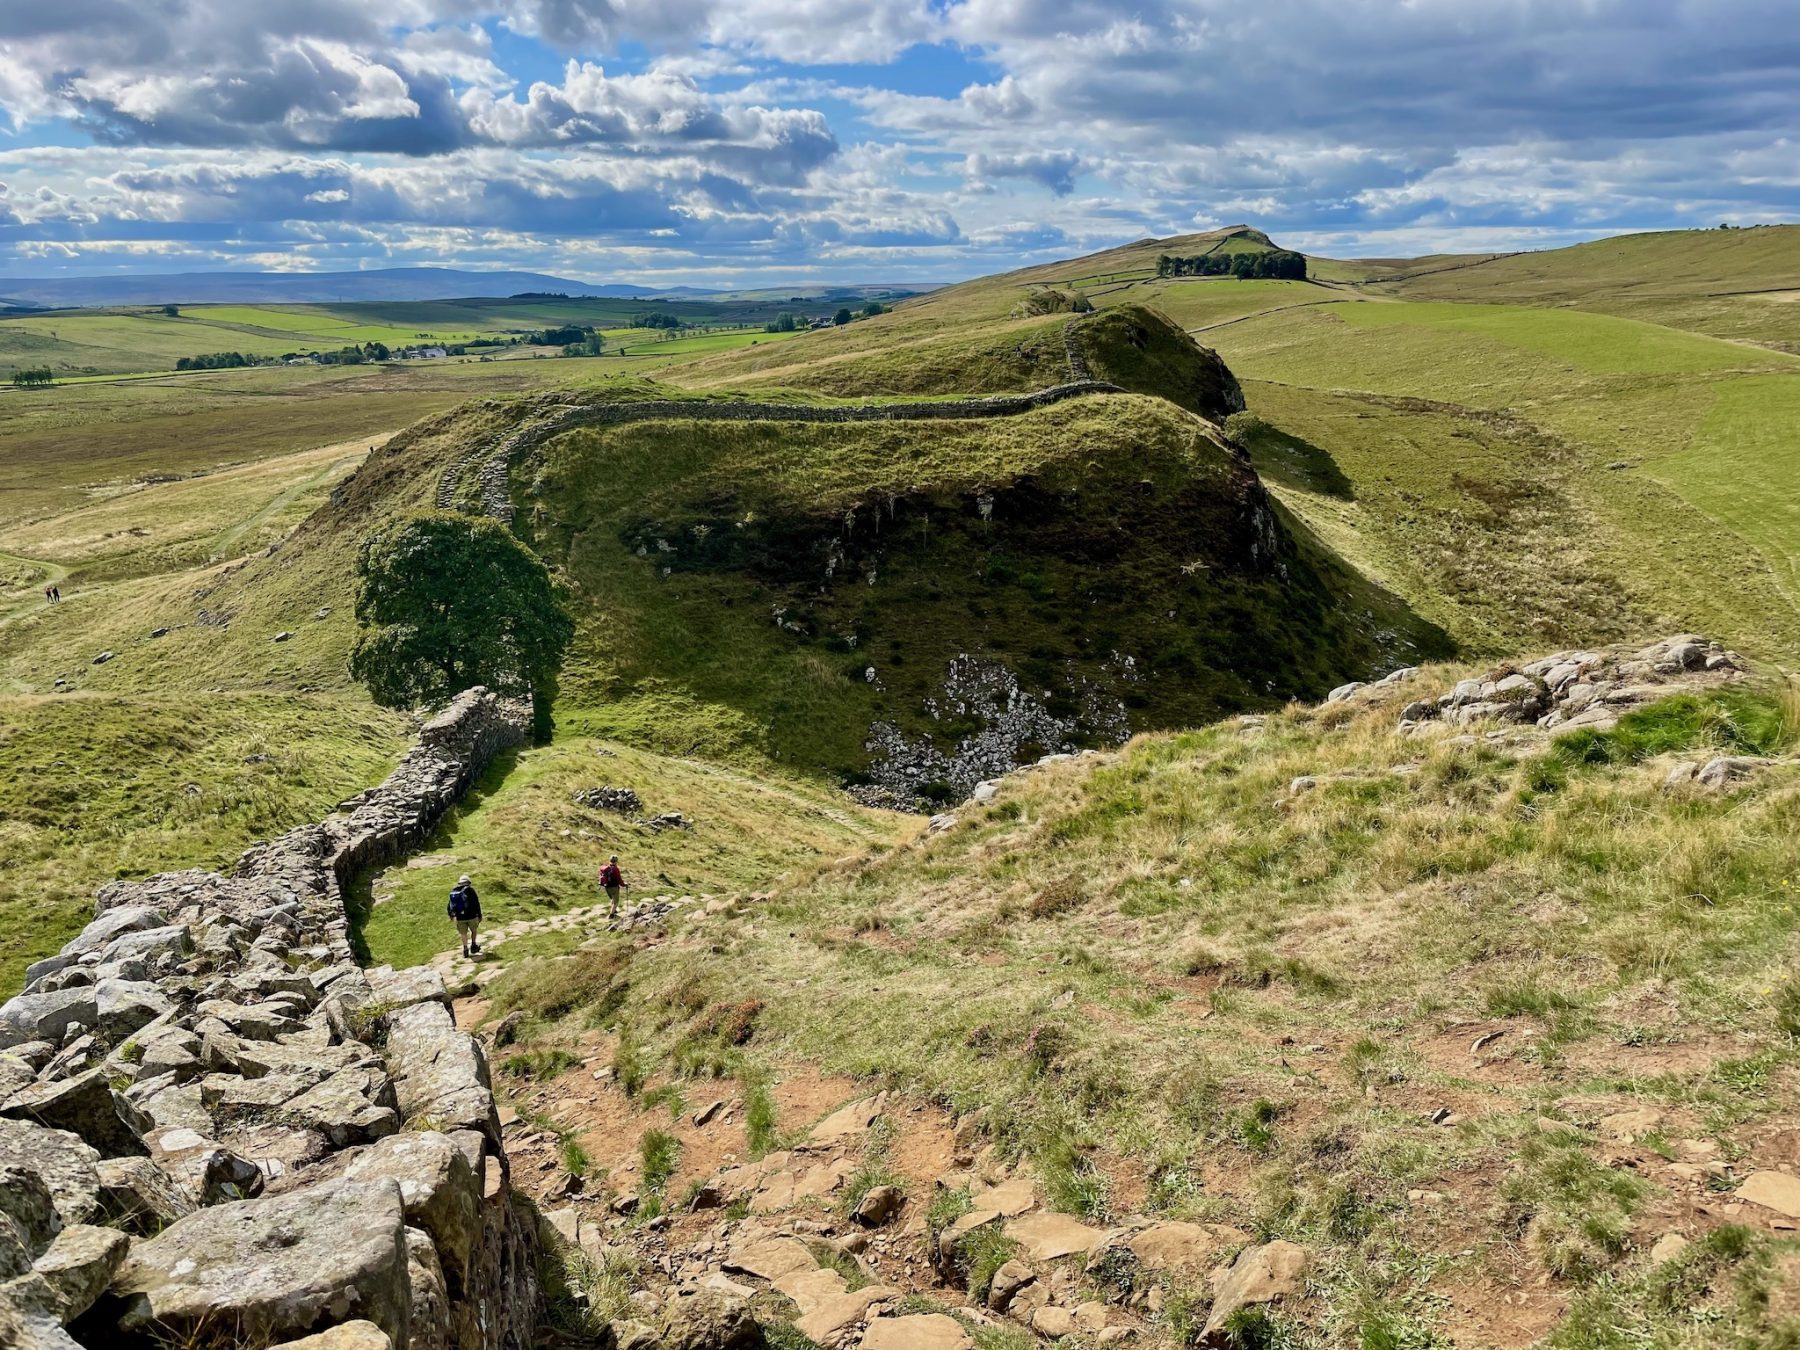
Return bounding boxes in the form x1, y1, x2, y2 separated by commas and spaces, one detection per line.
599, 855, 629, 917
448, 874, 483, 956
51, 585, 60, 602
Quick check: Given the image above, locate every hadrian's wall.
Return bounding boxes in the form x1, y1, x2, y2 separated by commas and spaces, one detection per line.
0, 688, 535, 1350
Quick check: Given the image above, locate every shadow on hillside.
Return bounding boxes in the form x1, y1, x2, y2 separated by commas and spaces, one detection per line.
1232, 414, 1356, 500
1271, 495, 1457, 670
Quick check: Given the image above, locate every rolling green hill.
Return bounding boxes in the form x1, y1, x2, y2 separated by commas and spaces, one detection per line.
1367, 224, 1800, 350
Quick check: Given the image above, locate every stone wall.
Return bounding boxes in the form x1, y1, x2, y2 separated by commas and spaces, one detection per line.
0, 688, 536, 1349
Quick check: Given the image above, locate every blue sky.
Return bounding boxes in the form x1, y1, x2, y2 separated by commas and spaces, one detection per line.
1, 0, 1796, 285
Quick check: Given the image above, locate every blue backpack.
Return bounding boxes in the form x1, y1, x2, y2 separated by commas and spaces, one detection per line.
448, 884, 477, 920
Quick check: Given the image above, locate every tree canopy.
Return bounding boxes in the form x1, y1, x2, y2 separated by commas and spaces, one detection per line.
349, 512, 573, 739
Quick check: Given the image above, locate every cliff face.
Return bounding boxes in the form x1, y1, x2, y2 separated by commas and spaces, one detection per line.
0, 689, 540, 1349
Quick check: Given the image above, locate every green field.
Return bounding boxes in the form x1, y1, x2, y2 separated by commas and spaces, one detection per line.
0, 293, 850, 379
6, 224, 1800, 1347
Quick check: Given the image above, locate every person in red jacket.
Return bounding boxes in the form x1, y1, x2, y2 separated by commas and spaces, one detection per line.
598, 855, 628, 917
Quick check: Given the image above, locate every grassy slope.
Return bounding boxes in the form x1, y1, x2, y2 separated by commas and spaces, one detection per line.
1371, 225, 1800, 350
1198, 300, 1800, 662
356, 736, 912, 969
0, 692, 410, 990
500, 664, 1800, 1346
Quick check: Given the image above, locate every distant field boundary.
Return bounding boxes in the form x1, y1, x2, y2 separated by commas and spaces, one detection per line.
438, 356, 1119, 522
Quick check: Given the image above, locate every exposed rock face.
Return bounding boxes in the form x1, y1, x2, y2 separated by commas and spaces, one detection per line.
0, 689, 540, 1349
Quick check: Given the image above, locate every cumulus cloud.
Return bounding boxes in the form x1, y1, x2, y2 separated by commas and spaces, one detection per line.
0, 0, 1794, 280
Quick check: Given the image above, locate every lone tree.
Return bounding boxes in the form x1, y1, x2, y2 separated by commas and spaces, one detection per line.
349, 512, 573, 740
833, 307, 854, 326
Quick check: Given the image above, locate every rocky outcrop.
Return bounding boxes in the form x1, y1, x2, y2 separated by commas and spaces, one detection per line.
0, 688, 539, 1349
1390, 635, 1745, 733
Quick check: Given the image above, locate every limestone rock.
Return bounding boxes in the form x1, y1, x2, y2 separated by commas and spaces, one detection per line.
31, 1223, 129, 1322
660, 1288, 758, 1350
1121, 1221, 1247, 1274
0, 1120, 103, 1231
724, 1235, 817, 1282
403, 1228, 451, 1350
0, 1290, 81, 1349
365, 966, 451, 1015
1032, 1306, 1077, 1337
1649, 1232, 1691, 1265
798, 1286, 899, 1342
340, 1132, 479, 1285
94, 981, 174, 1042
277, 1067, 401, 1147
1737, 1171, 1800, 1218
1200, 1240, 1307, 1345
1, 1067, 150, 1158
0, 991, 99, 1053
101, 1177, 411, 1345
382, 1003, 497, 1140
1003, 1211, 1105, 1261
854, 1184, 905, 1226
95, 1158, 194, 1235
0, 1165, 61, 1262
861, 1312, 973, 1349
987, 1259, 1034, 1311
810, 1096, 882, 1145
270, 1320, 394, 1348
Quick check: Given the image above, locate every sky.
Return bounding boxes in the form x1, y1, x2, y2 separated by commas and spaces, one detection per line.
1, 0, 1796, 286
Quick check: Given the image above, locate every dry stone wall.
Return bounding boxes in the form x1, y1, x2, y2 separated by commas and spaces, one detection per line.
0, 689, 537, 1350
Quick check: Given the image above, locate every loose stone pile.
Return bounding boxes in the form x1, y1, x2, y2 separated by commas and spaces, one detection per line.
532, 1094, 1308, 1349
570, 786, 643, 815
0, 688, 539, 1349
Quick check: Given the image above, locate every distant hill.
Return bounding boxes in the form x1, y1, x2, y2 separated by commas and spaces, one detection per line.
0, 268, 658, 308
0, 269, 940, 310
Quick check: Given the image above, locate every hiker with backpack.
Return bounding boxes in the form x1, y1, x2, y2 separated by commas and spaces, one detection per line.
599, 855, 629, 917
448, 874, 483, 956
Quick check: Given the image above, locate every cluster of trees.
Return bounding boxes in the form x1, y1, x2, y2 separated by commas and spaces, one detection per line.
173, 351, 277, 371
314, 342, 392, 365
630, 311, 685, 330
12, 367, 54, 387
525, 324, 605, 356
1156, 249, 1308, 280
764, 312, 802, 333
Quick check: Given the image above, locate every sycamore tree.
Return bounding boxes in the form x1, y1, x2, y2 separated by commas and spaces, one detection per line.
349, 512, 573, 740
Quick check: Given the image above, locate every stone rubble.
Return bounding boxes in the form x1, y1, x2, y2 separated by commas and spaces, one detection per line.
0, 688, 541, 1349
526, 1089, 1309, 1350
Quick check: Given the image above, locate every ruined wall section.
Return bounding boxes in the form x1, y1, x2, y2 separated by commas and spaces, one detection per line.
0, 689, 537, 1349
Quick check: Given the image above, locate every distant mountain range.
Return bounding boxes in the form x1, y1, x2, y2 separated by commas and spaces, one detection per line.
0, 268, 932, 309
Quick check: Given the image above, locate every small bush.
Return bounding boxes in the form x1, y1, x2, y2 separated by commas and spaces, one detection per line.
612, 1032, 647, 1097
744, 1077, 781, 1158
640, 1128, 681, 1197
1027, 874, 1085, 918
1236, 1098, 1282, 1154
499, 1048, 582, 1080
561, 1136, 590, 1177
691, 999, 763, 1046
